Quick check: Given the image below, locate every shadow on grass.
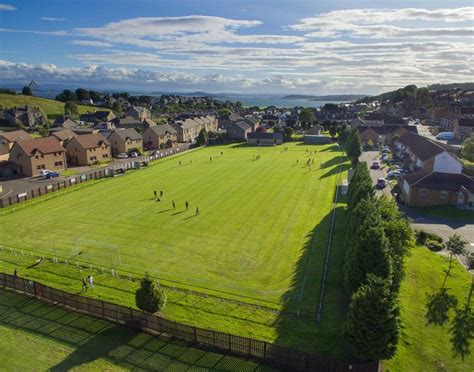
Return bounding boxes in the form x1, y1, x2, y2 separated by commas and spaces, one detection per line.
0, 289, 272, 371
273, 205, 352, 359
320, 163, 351, 179
320, 156, 347, 169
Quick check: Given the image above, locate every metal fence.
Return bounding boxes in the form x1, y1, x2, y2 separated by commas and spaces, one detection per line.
0, 272, 379, 372
0, 143, 195, 209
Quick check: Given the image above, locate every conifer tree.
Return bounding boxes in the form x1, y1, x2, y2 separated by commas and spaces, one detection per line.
346, 274, 400, 361
135, 273, 167, 313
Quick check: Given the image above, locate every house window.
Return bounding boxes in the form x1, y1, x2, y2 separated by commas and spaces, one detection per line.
102, 154, 108, 158
36, 164, 46, 170
420, 189, 428, 197
54, 161, 63, 167
90, 156, 97, 161
440, 191, 448, 200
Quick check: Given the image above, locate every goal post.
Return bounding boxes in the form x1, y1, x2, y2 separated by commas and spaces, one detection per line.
71, 238, 121, 268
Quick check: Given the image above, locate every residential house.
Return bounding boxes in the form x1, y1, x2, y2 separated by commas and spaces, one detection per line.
401, 172, 474, 209
9, 137, 66, 177
219, 113, 245, 129
107, 129, 143, 156
453, 118, 474, 141
53, 117, 79, 129
80, 111, 116, 124
395, 132, 462, 174
125, 106, 151, 121
0, 129, 33, 161
247, 132, 283, 146
172, 114, 218, 142
4, 105, 46, 127
51, 129, 77, 146
358, 125, 418, 147
143, 124, 178, 150
66, 133, 111, 166
227, 121, 251, 141
439, 112, 460, 132
115, 116, 155, 131
244, 116, 260, 132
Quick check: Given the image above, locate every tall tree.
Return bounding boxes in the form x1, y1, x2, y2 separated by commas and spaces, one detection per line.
346, 274, 399, 361
445, 234, 467, 270
75, 88, 90, 101
347, 162, 374, 211
112, 101, 122, 116
344, 213, 392, 294
329, 124, 338, 139
64, 101, 79, 118
22, 86, 32, 96
299, 108, 315, 129
283, 127, 294, 142
376, 196, 413, 293
135, 274, 167, 313
196, 128, 208, 146
461, 134, 474, 162
345, 128, 362, 165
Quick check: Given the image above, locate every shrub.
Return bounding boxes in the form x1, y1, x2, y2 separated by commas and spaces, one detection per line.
136, 274, 167, 313
415, 229, 443, 245
467, 253, 474, 270
426, 240, 444, 252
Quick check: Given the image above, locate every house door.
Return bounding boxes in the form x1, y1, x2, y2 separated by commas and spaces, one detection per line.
457, 192, 465, 205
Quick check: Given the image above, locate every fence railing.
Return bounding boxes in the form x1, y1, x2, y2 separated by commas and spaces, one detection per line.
0, 243, 315, 321
0, 272, 379, 372
0, 143, 195, 209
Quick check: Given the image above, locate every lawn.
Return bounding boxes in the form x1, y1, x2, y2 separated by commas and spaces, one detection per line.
384, 246, 473, 371
0, 93, 97, 120
0, 289, 274, 371
0, 142, 350, 356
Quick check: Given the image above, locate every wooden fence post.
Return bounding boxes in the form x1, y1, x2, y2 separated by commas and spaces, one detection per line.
101, 300, 105, 317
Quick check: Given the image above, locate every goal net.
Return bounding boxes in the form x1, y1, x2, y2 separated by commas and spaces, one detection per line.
71, 238, 121, 268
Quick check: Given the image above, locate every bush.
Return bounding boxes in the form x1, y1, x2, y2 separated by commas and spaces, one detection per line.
415, 229, 443, 245
426, 240, 444, 252
136, 274, 167, 313
467, 253, 474, 270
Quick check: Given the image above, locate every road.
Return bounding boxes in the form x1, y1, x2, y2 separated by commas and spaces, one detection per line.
359, 150, 392, 197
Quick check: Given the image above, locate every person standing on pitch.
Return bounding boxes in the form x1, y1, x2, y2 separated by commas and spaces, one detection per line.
154, 190, 157, 198
172, 200, 176, 209
160, 190, 163, 197
88, 275, 95, 289
185, 201, 189, 210
81, 278, 88, 292
196, 206, 200, 215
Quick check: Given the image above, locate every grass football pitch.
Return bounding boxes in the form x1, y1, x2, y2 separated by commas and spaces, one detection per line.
0, 142, 347, 308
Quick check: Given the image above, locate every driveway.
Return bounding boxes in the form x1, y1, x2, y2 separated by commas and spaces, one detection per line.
360, 150, 392, 197
400, 205, 474, 256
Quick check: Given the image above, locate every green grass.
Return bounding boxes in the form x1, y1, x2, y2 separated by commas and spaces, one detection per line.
0, 142, 350, 356
384, 246, 473, 371
60, 169, 81, 176
0, 289, 274, 371
407, 205, 474, 222
0, 93, 98, 120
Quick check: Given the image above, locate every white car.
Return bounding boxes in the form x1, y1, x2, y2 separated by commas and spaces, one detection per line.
387, 170, 402, 179
116, 153, 128, 159
39, 169, 51, 177
129, 152, 139, 158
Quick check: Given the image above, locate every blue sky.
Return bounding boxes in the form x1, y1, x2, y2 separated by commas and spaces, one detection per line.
0, 0, 473, 94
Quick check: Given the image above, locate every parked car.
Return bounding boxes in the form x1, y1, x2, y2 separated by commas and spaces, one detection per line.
45, 171, 60, 179
150, 150, 160, 156
387, 170, 402, 179
436, 132, 454, 140
381, 154, 389, 162
376, 178, 387, 189
39, 169, 51, 177
129, 152, 139, 158
371, 161, 380, 169
116, 153, 128, 159
381, 147, 390, 154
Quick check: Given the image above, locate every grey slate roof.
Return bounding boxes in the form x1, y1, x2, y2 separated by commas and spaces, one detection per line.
147, 123, 177, 136
247, 132, 283, 140
109, 128, 142, 141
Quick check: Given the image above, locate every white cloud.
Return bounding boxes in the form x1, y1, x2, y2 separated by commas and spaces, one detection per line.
71, 40, 113, 47
41, 17, 65, 22
290, 7, 474, 39
0, 4, 15, 11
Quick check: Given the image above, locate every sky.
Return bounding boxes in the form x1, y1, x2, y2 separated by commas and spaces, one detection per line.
0, 0, 473, 95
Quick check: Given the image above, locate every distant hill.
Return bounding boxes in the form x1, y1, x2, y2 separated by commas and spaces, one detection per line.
427, 82, 474, 91
281, 94, 367, 101
0, 93, 98, 120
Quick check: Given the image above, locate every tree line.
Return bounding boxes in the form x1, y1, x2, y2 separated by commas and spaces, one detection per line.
342, 129, 413, 361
